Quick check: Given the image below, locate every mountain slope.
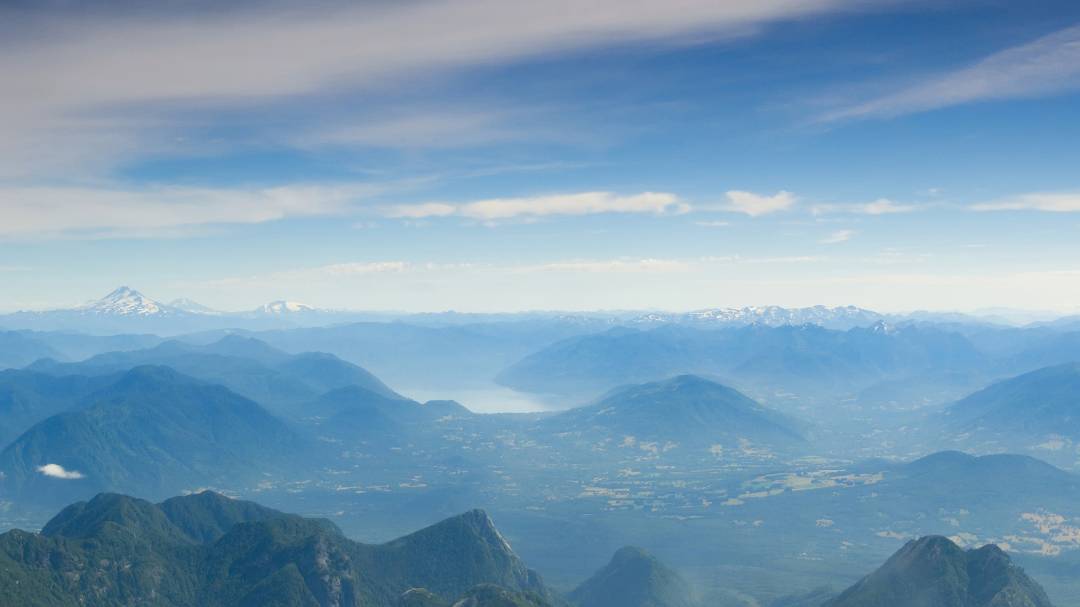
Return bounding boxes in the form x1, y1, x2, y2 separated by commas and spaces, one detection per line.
0, 331, 61, 369
542, 375, 802, 448
0, 366, 302, 505
0, 369, 114, 445
824, 535, 1053, 607
569, 546, 696, 607
0, 492, 558, 607
946, 363, 1080, 442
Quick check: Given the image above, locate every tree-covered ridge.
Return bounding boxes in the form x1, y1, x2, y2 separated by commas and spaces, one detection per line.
0, 491, 558, 607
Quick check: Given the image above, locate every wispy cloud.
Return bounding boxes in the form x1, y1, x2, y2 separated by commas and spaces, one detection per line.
1, 0, 870, 178
820, 229, 855, 244
823, 24, 1080, 121
202, 261, 416, 290
37, 463, 85, 480
518, 258, 690, 273
813, 198, 918, 215
0, 183, 384, 238
970, 192, 1080, 212
715, 190, 797, 216
383, 191, 686, 221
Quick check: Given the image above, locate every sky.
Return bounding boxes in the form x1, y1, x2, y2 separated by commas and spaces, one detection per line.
3, 0, 1080, 313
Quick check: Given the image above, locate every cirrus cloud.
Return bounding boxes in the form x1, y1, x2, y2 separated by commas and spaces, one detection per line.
823, 24, 1080, 122
0, 183, 385, 238
0, 0, 877, 179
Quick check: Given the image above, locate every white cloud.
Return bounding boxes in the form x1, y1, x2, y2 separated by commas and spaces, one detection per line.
824, 24, 1080, 121
970, 192, 1080, 213
695, 220, 731, 227
37, 463, 85, 480
820, 229, 855, 244
0, 183, 384, 238
721, 190, 798, 216
385, 191, 686, 221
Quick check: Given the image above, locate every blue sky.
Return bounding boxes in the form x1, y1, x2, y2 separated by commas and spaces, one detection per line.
2, 0, 1080, 313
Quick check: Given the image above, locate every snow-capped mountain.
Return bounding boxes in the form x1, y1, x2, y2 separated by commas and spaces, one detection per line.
77, 287, 185, 317
253, 300, 319, 315
630, 305, 884, 329
168, 298, 220, 315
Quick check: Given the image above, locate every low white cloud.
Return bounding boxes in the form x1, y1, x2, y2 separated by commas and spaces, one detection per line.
970, 192, 1080, 213
0, 183, 384, 238
695, 220, 731, 228
824, 24, 1080, 121
384, 191, 686, 221
820, 229, 855, 244
721, 190, 797, 216
37, 463, 85, 480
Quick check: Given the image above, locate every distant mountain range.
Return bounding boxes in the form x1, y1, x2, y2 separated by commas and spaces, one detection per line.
78, 287, 324, 319
27, 334, 400, 414
496, 323, 989, 400
825, 535, 1053, 607
0, 491, 560, 606
629, 305, 885, 330
0, 287, 347, 334
0, 286, 1029, 337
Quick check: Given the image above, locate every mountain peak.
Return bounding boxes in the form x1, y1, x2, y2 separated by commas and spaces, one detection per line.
168, 297, 219, 315
256, 300, 318, 315
571, 546, 696, 607
826, 535, 1054, 607
41, 492, 181, 541
78, 287, 180, 317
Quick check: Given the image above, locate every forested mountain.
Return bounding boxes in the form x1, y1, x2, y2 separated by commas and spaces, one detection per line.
0, 366, 303, 505
0, 492, 559, 607
569, 546, 697, 607
541, 375, 803, 449
824, 535, 1054, 607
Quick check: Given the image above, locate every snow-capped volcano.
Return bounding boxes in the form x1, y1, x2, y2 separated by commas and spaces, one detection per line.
254, 300, 319, 315
78, 287, 181, 317
168, 298, 220, 315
